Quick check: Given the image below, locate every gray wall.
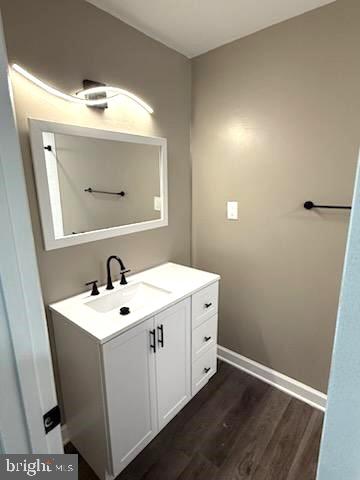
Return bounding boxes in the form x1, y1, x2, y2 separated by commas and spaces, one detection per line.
0, 0, 191, 305
192, 0, 360, 392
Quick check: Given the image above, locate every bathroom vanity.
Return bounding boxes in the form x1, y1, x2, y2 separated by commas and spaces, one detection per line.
50, 263, 220, 480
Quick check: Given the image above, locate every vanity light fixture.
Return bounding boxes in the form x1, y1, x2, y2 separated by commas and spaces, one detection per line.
12, 63, 154, 114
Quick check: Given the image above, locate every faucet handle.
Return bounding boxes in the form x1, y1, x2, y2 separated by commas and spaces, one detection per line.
120, 269, 131, 285
85, 280, 100, 296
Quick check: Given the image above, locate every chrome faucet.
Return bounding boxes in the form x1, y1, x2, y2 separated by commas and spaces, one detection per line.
106, 255, 130, 290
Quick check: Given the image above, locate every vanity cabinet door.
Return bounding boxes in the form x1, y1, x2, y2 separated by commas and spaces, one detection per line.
155, 299, 191, 430
102, 317, 158, 476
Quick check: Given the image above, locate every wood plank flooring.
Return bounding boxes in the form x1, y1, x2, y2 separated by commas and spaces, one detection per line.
65, 361, 323, 480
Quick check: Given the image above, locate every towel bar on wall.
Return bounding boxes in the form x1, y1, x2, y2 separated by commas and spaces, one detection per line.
304, 201, 351, 210
85, 187, 125, 197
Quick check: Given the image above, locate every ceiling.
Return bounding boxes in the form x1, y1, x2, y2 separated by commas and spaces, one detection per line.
86, 0, 336, 58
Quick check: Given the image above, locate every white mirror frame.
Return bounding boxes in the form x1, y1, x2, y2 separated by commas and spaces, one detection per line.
28, 119, 168, 250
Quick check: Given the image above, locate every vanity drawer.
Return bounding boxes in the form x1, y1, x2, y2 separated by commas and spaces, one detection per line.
192, 282, 218, 329
192, 346, 217, 396
192, 315, 217, 362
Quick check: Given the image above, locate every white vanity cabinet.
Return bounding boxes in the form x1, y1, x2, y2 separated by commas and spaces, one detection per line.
191, 282, 219, 396
102, 317, 158, 476
51, 263, 219, 480
154, 299, 191, 430
103, 299, 191, 476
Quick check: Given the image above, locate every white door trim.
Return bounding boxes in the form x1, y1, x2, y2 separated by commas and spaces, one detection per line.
0, 11, 62, 453
218, 345, 327, 411
316, 152, 360, 479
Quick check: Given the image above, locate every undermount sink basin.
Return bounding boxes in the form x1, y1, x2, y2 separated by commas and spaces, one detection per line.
85, 282, 171, 314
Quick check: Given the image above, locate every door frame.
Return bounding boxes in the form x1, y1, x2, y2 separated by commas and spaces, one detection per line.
316, 152, 360, 478
0, 10, 62, 453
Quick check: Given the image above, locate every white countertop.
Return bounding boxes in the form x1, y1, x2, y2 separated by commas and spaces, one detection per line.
49, 262, 220, 344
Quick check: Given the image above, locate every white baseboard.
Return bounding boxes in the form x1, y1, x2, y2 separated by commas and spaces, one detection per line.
61, 424, 69, 446
217, 345, 327, 411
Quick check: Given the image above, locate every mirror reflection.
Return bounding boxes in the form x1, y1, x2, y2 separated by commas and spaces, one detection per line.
42, 132, 162, 237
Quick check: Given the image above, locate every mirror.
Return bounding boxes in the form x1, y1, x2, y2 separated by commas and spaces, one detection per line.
45, 133, 161, 235
29, 120, 168, 250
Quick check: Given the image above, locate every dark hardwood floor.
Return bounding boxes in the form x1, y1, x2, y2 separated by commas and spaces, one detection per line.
65, 361, 323, 480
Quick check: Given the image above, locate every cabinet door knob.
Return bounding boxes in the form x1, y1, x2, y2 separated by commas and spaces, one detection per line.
204, 336, 212, 342
204, 302, 212, 309
157, 324, 164, 348
204, 367, 211, 374
149, 329, 156, 353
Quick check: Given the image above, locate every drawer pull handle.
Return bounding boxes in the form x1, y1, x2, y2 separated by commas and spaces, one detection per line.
204, 336, 212, 342
204, 367, 211, 374
150, 329, 156, 353
204, 302, 213, 309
